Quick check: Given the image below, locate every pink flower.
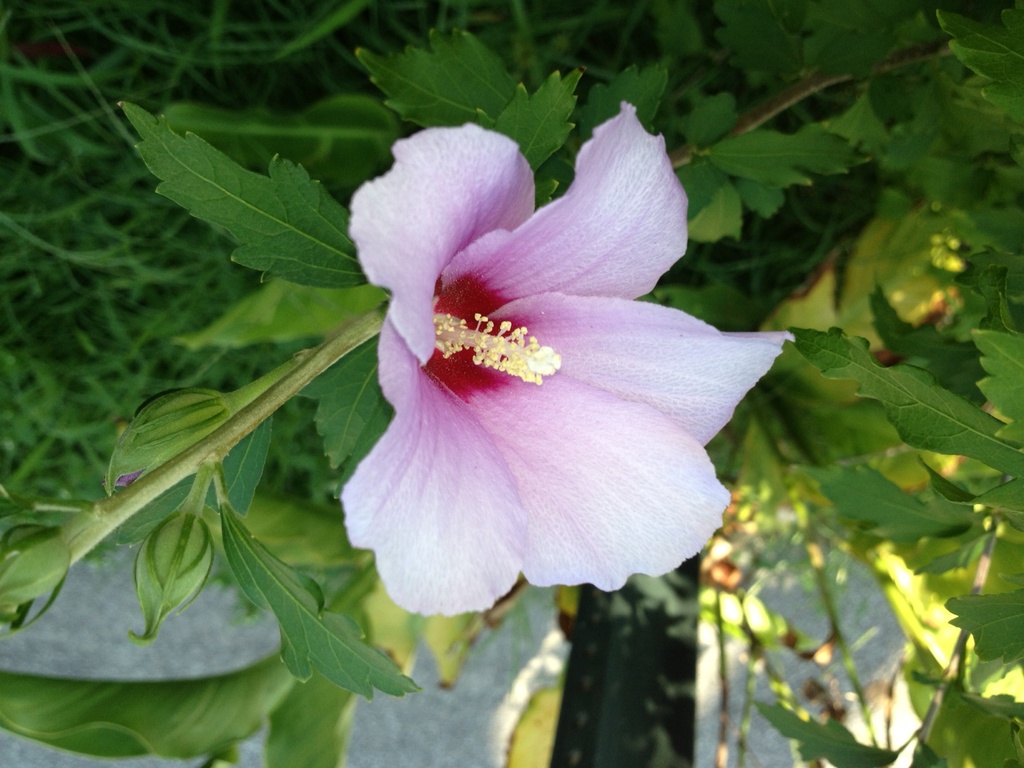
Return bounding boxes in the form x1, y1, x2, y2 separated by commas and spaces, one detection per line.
342, 104, 789, 615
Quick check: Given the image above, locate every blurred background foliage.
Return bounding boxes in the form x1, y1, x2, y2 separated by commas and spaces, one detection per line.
2, 0, 1024, 766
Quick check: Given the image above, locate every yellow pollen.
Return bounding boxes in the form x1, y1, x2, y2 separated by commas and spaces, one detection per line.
433, 312, 561, 385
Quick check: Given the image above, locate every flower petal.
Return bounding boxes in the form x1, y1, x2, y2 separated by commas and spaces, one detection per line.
496, 293, 791, 445
341, 323, 526, 615
466, 376, 730, 591
350, 125, 534, 362
443, 103, 687, 302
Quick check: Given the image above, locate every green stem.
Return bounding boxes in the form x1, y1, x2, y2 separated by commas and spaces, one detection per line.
61, 309, 384, 565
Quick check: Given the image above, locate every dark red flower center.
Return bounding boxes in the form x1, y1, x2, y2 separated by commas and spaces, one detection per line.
425, 275, 509, 399
425, 275, 561, 400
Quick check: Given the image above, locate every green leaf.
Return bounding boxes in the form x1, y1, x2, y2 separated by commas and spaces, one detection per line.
947, 590, 1024, 663
806, 465, 971, 541
0, 655, 293, 758
714, 0, 804, 74
925, 685, 1020, 767
242, 494, 356, 568
756, 703, 900, 767
922, 462, 977, 505
804, 28, 891, 77
910, 741, 948, 768
357, 30, 516, 127
975, 329, 1024, 443
577, 65, 668, 139
121, 103, 363, 288
653, 283, 768, 332
961, 693, 1024, 721
305, 336, 394, 482
115, 478, 191, 545
494, 69, 583, 170
871, 287, 986, 403
935, 477, 1024, 532
976, 479, 1024, 514
707, 125, 859, 188
829, 93, 888, 153
735, 177, 785, 218
792, 328, 1024, 478
687, 180, 742, 242
220, 418, 272, 515
265, 672, 355, 768
675, 158, 730, 216
914, 536, 990, 575
176, 282, 386, 350
163, 95, 398, 188
939, 9, 1024, 122
681, 93, 737, 147
962, 265, 1016, 334
220, 504, 416, 698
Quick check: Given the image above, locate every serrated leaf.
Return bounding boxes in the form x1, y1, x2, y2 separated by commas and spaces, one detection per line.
915, 536, 989, 575
121, 103, 363, 288
735, 177, 785, 218
793, 328, 1024, 478
962, 264, 1016, 334
687, 180, 742, 242
922, 462, 976, 504
714, 0, 804, 74
939, 9, 1024, 122
357, 30, 516, 127
708, 125, 859, 187
806, 465, 971, 541
220, 418, 271, 515
911, 741, 948, 768
682, 92, 738, 147
0, 655, 293, 758
947, 590, 1024, 664
976, 480, 1024, 513
577, 65, 667, 139
804, 25, 893, 77
961, 693, 1024, 721
494, 69, 583, 170
242, 494, 355, 568
975, 330, 1024, 443
829, 93, 888, 153
220, 505, 417, 698
756, 703, 900, 767
871, 287, 986, 403
675, 158, 729, 216
305, 336, 393, 481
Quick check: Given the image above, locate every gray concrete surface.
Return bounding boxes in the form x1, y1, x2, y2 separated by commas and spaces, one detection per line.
1, 544, 916, 767
0, 547, 565, 768
694, 551, 919, 768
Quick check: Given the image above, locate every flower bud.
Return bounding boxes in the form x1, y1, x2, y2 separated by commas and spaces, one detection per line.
0, 525, 71, 620
130, 513, 214, 645
106, 388, 230, 493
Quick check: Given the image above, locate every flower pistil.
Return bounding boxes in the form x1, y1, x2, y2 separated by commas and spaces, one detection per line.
433, 312, 561, 385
